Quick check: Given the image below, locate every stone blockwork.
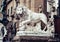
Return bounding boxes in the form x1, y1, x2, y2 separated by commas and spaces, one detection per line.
18, 0, 47, 13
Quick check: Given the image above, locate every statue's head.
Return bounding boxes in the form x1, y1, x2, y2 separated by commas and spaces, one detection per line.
16, 5, 27, 14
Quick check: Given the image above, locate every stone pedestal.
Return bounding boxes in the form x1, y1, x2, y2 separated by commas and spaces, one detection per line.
13, 36, 60, 42
16, 31, 53, 37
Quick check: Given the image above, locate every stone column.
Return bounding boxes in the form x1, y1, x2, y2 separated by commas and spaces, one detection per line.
31, 0, 35, 12
26, 0, 29, 8
20, 0, 24, 5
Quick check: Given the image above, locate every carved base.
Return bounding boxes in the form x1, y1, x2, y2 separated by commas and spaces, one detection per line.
16, 31, 54, 37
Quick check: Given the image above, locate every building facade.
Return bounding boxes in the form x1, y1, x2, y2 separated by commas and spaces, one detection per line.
5, 0, 47, 29
0, 0, 4, 21
6, 0, 47, 16
17, 0, 47, 13
6, 0, 16, 16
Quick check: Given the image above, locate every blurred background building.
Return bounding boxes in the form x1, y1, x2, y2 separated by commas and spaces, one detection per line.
6, 0, 47, 16
3, 0, 47, 29
0, 0, 4, 21
0, 0, 59, 25
0, 0, 60, 42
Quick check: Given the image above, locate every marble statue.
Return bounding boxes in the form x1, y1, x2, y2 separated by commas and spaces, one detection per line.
0, 23, 7, 42
15, 5, 54, 37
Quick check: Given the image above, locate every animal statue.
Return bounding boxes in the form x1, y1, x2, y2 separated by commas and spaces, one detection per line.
15, 5, 55, 36
16, 5, 48, 31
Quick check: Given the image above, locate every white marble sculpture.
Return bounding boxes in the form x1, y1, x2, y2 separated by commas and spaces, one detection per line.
15, 5, 54, 37
0, 23, 7, 42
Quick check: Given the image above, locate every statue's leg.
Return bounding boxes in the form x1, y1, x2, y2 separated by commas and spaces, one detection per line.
43, 26, 47, 31
42, 23, 50, 32
19, 25, 26, 31
16, 25, 26, 36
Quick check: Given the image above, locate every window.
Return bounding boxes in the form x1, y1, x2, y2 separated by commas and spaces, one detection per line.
8, 9, 9, 15
29, 0, 31, 9
11, 7, 13, 14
